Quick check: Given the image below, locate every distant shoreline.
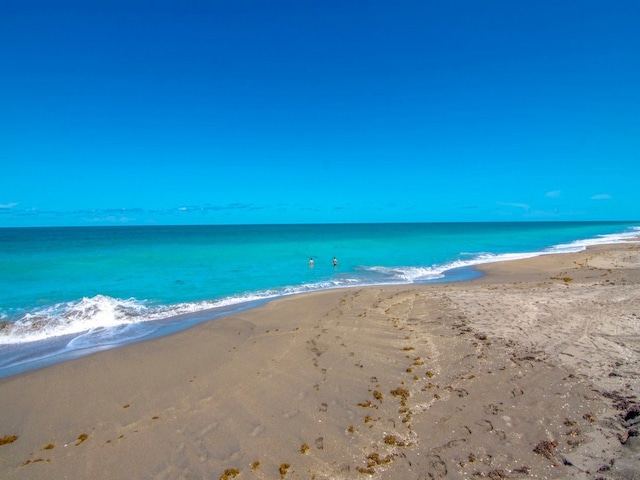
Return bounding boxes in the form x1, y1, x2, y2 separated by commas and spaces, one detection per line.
1, 232, 637, 379
1, 240, 639, 478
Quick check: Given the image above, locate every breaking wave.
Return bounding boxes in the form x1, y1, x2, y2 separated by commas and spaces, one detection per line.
0, 279, 362, 346
1, 225, 637, 377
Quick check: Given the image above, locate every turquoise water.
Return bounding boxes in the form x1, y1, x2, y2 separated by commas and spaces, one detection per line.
1, 222, 638, 377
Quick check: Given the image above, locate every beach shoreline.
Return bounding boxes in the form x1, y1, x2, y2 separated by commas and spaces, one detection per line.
1, 241, 639, 479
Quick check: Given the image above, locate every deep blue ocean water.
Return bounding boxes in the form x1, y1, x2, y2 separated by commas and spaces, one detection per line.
1, 222, 638, 377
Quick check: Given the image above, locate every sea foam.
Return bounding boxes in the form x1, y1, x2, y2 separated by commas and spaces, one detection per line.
2, 227, 638, 346
1, 222, 637, 377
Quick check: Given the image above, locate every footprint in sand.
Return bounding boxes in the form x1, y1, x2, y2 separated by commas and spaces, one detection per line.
483, 403, 503, 415
307, 339, 325, 357
418, 454, 447, 479
435, 438, 467, 452
453, 388, 468, 397
478, 419, 494, 432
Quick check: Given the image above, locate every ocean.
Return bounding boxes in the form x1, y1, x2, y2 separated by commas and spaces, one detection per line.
1, 221, 638, 378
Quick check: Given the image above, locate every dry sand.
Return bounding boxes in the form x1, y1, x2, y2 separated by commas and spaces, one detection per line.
1, 241, 639, 479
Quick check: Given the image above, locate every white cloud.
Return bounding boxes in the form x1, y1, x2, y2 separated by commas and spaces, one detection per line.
591, 194, 612, 200
0, 202, 18, 209
498, 202, 530, 211
545, 190, 561, 198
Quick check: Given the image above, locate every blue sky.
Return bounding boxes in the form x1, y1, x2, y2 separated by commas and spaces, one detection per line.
1, 0, 638, 226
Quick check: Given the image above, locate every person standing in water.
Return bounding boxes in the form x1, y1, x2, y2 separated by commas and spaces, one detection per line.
309, 257, 314, 268
332, 257, 338, 268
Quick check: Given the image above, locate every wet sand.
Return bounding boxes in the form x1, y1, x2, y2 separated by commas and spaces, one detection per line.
1, 241, 639, 479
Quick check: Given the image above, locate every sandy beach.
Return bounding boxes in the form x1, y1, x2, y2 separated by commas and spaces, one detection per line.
1, 241, 639, 479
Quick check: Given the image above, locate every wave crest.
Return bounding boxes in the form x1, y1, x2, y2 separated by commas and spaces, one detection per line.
0, 295, 150, 344
2, 226, 637, 347
0, 276, 365, 345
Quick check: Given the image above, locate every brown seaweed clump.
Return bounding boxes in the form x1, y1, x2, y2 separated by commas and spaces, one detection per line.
279, 463, 290, 478
0, 435, 18, 446
384, 435, 398, 446
356, 466, 376, 475
219, 468, 240, 480
390, 387, 410, 406
356, 452, 395, 475
533, 440, 558, 459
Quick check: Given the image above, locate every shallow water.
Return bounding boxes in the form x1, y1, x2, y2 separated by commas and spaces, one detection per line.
1, 221, 637, 377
